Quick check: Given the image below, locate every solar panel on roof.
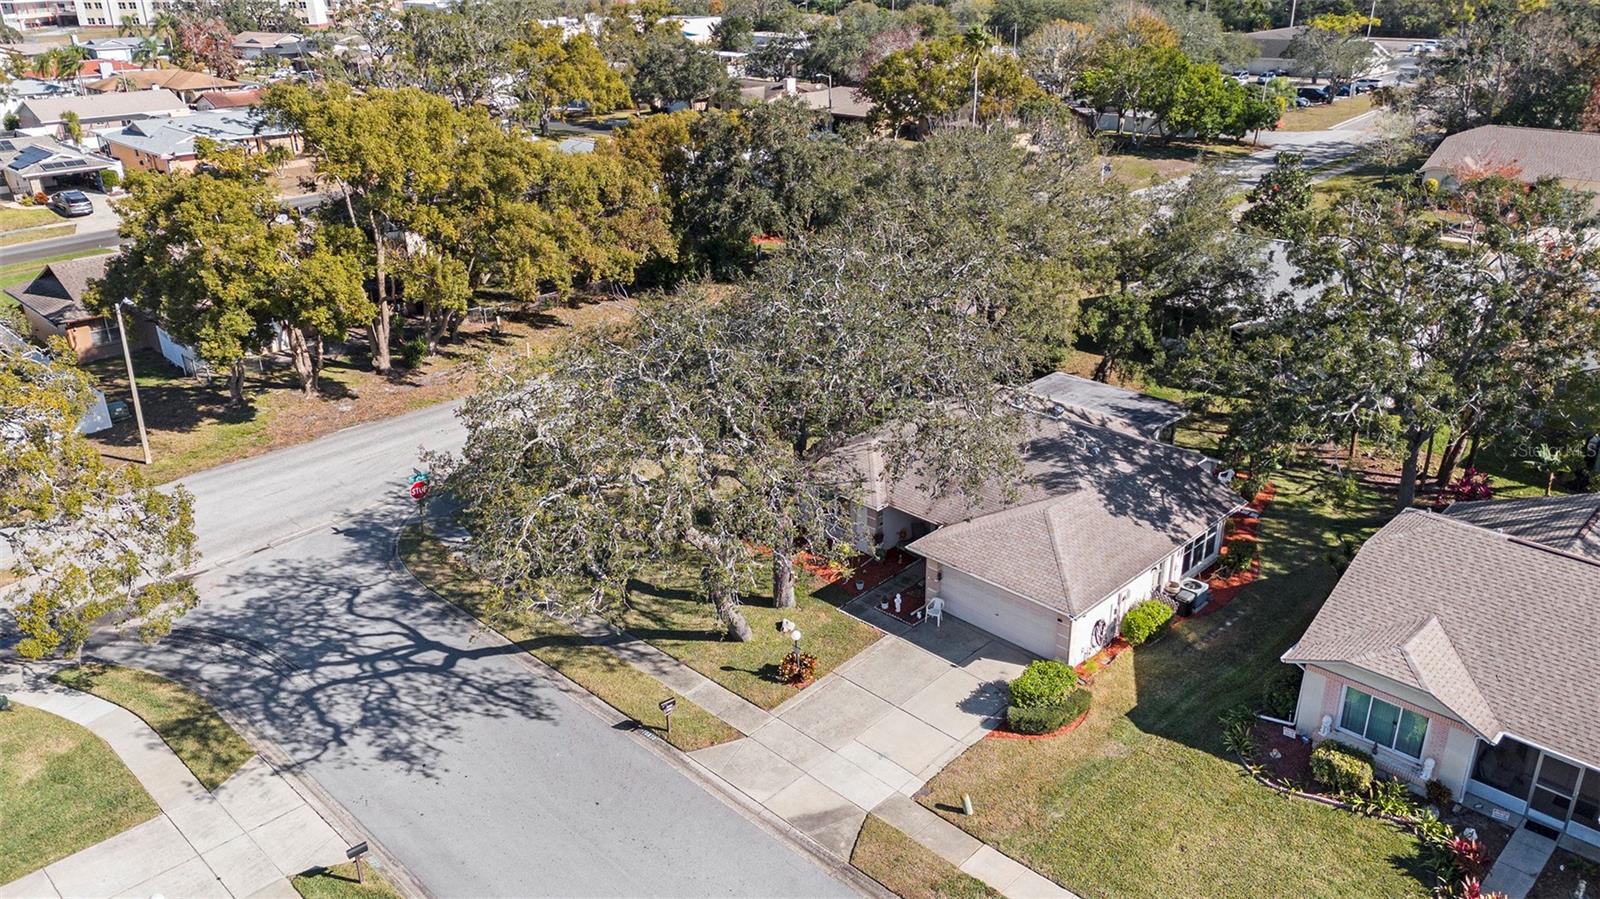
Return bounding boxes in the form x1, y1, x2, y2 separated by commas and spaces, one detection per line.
0, 140, 13, 151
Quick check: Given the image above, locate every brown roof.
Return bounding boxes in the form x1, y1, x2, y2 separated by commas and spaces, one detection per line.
85, 69, 242, 93
1445, 494, 1600, 561
4, 254, 112, 327
197, 88, 263, 109
1283, 508, 1600, 768
1422, 125, 1600, 185
842, 411, 1243, 616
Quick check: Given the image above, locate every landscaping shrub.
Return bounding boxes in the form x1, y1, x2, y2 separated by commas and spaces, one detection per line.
1425, 779, 1453, 809
33, 191, 47, 205
778, 651, 817, 685
1218, 537, 1259, 575
1259, 665, 1302, 720
1310, 741, 1375, 795
1008, 660, 1076, 709
17, 194, 32, 206
398, 335, 429, 368
99, 170, 121, 191
1005, 689, 1091, 735
1120, 600, 1173, 646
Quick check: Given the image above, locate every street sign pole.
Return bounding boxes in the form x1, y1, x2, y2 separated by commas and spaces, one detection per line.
658, 697, 676, 735
115, 302, 151, 466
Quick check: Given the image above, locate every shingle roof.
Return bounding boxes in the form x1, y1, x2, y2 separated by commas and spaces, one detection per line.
85, 69, 242, 93
1, 135, 116, 177
101, 109, 286, 158
19, 89, 187, 124
842, 411, 1243, 616
4, 254, 113, 327
1025, 373, 1187, 440
232, 31, 301, 48
1445, 494, 1600, 561
1282, 509, 1600, 768
1422, 125, 1600, 185
197, 88, 264, 109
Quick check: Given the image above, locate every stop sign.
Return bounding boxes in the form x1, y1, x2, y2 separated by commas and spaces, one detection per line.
409, 480, 430, 501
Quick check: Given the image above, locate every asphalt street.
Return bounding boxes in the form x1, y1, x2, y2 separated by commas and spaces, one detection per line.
92, 404, 857, 898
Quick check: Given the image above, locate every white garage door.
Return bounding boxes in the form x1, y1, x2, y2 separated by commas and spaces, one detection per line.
938, 569, 1061, 659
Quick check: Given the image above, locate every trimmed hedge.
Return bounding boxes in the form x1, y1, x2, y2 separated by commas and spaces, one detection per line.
1120, 599, 1173, 646
1310, 741, 1375, 795
1006, 689, 1092, 735
1008, 660, 1076, 708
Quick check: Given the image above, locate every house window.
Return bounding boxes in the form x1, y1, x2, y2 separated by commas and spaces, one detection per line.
84, 319, 120, 347
1181, 526, 1218, 573
1472, 737, 1538, 798
1339, 686, 1429, 758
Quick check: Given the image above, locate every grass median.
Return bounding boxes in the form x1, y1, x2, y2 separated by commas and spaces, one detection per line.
849, 815, 998, 899
52, 662, 255, 791
293, 862, 403, 899
399, 526, 740, 753
0, 703, 160, 883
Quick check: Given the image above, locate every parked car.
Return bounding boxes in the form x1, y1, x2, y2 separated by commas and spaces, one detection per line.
1294, 96, 1312, 108
1353, 77, 1384, 92
48, 190, 93, 217
1297, 85, 1331, 104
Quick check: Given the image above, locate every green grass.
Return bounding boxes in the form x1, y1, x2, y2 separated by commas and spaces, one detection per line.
399, 527, 741, 752
0, 206, 63, 233
292, 862, 402, 899
0, 224, 75, 246
918, 457, 1432, 899
52, 663, 254, 791
1279, 94, 1375, 132
1101, 140, 1258, 188
0, 704, 161, 883
850, 815, 1000, 899
622, 560, 882, 711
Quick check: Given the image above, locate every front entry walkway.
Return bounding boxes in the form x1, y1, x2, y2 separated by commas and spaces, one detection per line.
1482, 825, 1558, 899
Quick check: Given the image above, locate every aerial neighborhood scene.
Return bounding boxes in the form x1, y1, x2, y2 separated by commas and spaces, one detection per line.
4, 0, 1600, 896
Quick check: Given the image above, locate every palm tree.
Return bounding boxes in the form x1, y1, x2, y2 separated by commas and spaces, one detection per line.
133, 36, 162, 65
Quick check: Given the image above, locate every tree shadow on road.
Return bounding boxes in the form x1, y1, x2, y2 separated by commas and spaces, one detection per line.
88, 502, 558, 777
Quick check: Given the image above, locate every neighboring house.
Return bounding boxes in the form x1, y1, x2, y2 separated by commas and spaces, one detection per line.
77, 36, 147, 61
1, 77, 68, 119
732, 77, 875, 124
1241, 25, 1390, 78
664, 14, 720, 43
3, 253, 197, 372
1, 134, 121, 198
1420, 126, 1600, 200
99, 108, 298, 174
195, 87, 265, 111
1025, 372, 1187, 442
13, 89, 189, 139
1281, 500, 1600, 858
84, 69, 245, 104
232, 31, 309, 59
838, 392, 1242, 662
0, 322, 112, 434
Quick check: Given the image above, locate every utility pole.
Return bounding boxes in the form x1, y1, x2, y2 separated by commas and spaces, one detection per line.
1367, 0, 1378, 36
114, 301, 151, 466
1288, 0, 1299, 28
972, 54, 980, 126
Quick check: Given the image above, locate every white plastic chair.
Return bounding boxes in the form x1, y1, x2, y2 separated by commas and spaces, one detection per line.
925, 595, 944, 627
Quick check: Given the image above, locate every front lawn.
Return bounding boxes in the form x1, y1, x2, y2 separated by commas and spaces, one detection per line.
0, 205, 62, 233
0, 223, 74, 246
623, 559, 882, 711
918, 463, 1432, 898
53, 662, 254, 791
1101, 140, 1258, 188
850, 815, 998, 899
1279, 94, 1374, 131
0, 703, 160, 883
400, 527, 741, 752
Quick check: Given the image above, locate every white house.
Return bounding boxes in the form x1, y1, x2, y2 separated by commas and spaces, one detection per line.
836, 377, 1242, 662
1282, 498, 1600, 860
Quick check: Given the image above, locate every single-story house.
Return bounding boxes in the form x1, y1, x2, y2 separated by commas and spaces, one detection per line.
838, 390, 1243, 662
195, 87, 265, 111
99, 108, 299, 174
84, 69, 245, 104
3, 253, 196, 371
1, 76, 68, 118
13, 89, 189, 139
1025, 372, 1187, 442
0, 134, 121, 198
1240, 25, 1390, 78
664, 15, 719, 44
1420, 126, 1600, 200
77, 36, 146, 61
731, 77, 875, 124
1282, 498, 1600, 859
231, 31, 309, 60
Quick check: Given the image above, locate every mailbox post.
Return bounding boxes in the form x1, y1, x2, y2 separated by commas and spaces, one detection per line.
658, 697, 676, 735
347, 842, 369, 884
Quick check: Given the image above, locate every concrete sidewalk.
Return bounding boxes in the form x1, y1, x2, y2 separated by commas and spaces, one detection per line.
575, 604, 1079, 899
0, 665, 349, 899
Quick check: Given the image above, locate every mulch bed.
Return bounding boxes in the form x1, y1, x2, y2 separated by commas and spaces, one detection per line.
988, 709, 1091, 742
1190, 480, 1276, 619
809, 547, 921, 604
1251, 720, 1315, 790
871, 579, 928, 625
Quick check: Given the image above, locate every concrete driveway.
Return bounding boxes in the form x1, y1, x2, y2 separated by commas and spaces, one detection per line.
690, 609, 1033, 859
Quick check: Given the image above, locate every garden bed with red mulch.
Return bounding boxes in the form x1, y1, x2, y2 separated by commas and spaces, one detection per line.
1191, 480, 1275, 619
1251, 720, 1315, 790
871, 580, 928, 625
810, 547, 921, 604
988, 709, 1091, 742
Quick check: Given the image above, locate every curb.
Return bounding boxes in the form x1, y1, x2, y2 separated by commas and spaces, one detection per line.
390, 518, 889, 899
